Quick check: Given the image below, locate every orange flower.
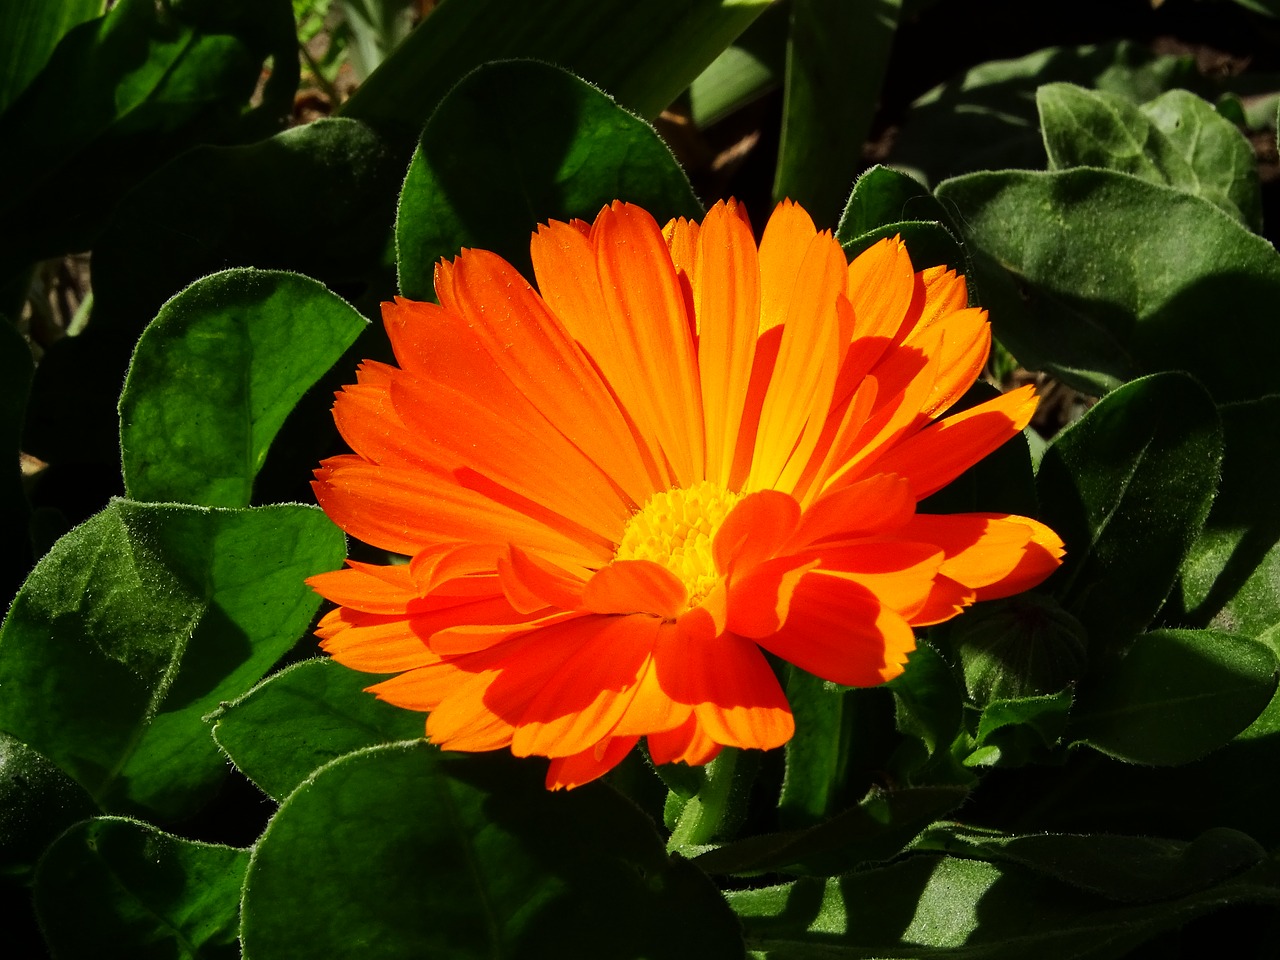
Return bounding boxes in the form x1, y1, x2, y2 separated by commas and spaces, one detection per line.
309, 199, 1063, 790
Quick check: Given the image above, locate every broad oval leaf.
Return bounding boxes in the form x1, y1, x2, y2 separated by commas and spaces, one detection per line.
0, 500, 344, 818
395, 59, 701, 299
1037, 373, 1222, 649
120, 269, 368, 508
0, 732, 97, 881
1071, 628, 1278, 766
35, 817, 248, 960
212, 658, 423, 802
241, 743, 743, 959
935, 168, 1280, 402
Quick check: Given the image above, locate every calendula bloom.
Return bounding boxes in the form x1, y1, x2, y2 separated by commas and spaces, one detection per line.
309, 199, 1063, 789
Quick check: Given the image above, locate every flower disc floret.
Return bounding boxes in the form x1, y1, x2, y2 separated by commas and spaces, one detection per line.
615, 482, 742, 609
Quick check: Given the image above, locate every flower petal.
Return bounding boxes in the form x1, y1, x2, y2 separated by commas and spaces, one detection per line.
545, 736, 640, 790
582, 560, 688, 618
713, 489, 800, 576
648, 715, 722, 766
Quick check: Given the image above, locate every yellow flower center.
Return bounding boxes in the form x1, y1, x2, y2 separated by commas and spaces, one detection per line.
615, 481, 742, 607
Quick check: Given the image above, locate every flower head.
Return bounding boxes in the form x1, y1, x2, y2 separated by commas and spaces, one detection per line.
309, 199, 1064, 789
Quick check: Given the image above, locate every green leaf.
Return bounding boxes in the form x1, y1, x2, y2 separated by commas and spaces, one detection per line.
34, 817, 247, 960
728, 850, 1280, 958
0, 733, 97, 882
688, 1, 787, 127
211, 658, 424, 802
774, 0, 902, 226
120, 270, 368, 508
341, 0, 772, 128
965, 688, 1074, 769
395, 59, 701, 300
1173, 397, 1280, 637
915, 824, 1267, 904
0, 0, 298, 265
894, 41, 1200, 187
1037, 83, 1261, 230
241, 743, 743, 959
1070, 628, 1277, 766
0, 0, 102, 114
886, 641, 972, 786
837, 165, 949, 240
934, 168, 1280, 402
1036, 373, 1222, 649
692, 784, 967, 877
0, 500, 344, 818
26, 117, 402, 468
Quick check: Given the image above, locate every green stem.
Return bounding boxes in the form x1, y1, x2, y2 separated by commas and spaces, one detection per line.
667, 748, 739, 854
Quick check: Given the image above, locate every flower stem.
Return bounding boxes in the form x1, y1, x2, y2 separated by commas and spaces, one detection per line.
667, 748, 739, 854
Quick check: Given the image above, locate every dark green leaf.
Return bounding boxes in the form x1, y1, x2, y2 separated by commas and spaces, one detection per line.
934, 168, 1280, 402
0, 0, 102, 114
965, 688, 1074, 768
395, 59, 701, 299
688, 1, 787, 127
1038, 83, 1261, 230
0, 0, 297, 264
774, 0, 902, 226
1071, 628, 1277, 766
693, 784, 967, 877
837, 165, 949, 241
0, 733, 97, 882
886, 641, 972, 786
342, 0, 772, 128
211, 658, 424, 802
894, 41, 1200, 187
1173, 396, 1280, 637
35, 817, 247, 960
119, 270, 367, 508
728, 850, 1280, 959
0, 500, 344, 818
952, 594, 1088, 703
241, 743, 743, 959
841, 221, 966, 277
1036, 373, 1222, 648
916, 824, 1266, 904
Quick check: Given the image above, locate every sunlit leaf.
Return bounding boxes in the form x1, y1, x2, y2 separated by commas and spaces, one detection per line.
0, 0, 102, 114
935, 169, 1280, 402
120, 269, 368, 508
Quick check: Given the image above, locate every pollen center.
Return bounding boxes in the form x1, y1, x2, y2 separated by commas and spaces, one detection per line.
615, 481, 742, 607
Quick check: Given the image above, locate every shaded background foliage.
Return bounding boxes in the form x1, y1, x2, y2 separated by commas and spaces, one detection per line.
5, 0, 1280, 957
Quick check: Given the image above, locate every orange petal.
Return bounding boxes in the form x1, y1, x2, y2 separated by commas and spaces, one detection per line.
316, 613, 435, 672
308, 562, 423, 615
752, 571, 917, 686
694, 199, 761, 485
652, 616, 794, 750
512, 615, 659, 757
846, 237, 916, 344
545, 736, 640, 790
787, 473, 916, 550
758, 200, 818, 332
582, 560, 688, 618
648, 715, 722, 766
903, 308, 991, 419
903, 513, 1064, 600
713, 489, 800, 576
496, 546, 586, 614
868, 385, 1038, 500
726, 556, 821, 638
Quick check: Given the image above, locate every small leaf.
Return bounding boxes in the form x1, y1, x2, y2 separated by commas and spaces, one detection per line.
212, 658, 424, 802
965, 688, 1074, 769
120, 270, 368, 508
241, 743, 743, 959
395, 59, 700, 299
934, 169, 1280, 402
34, 817, 247, 960
0, 501, 344, 818
1036, 373, 1222, 649
1071, 628, 1278, 766
837, 165, 950, 241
